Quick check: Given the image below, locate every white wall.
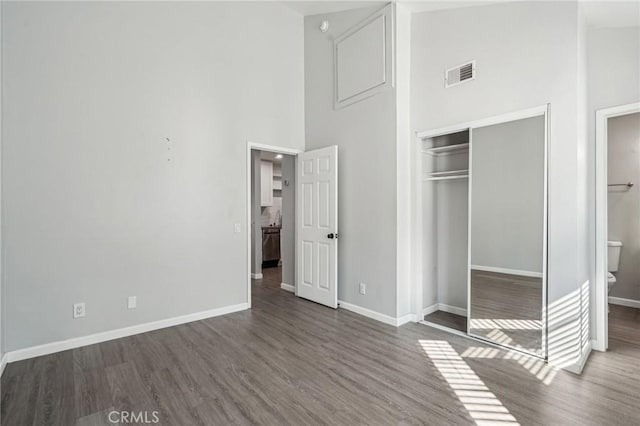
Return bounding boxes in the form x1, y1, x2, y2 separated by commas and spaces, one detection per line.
435, 178, 469, 310
577, 5, 590, 357
2, 1, 304, 352
587, 27, 640, 112
395, 3, 413, 320
587, 25, 640, 336
411, 1, 584, 366
607, 113, 640, 301
304, 5, 398, 318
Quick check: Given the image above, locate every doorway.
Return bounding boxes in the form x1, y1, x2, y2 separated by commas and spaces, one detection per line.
594, 102, 640, 352
246, 142, 340, 310
247, 143, 300, 307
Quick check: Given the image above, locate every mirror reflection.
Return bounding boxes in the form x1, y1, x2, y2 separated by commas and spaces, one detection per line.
469, 115, 546, 357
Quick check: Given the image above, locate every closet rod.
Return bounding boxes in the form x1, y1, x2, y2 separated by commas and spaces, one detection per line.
424, 175, 469, 182
608, 182, 634, 188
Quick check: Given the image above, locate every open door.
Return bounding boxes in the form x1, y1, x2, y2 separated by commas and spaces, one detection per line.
296, 146, 338, 308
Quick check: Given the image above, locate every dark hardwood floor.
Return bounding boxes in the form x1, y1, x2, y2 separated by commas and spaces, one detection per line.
253, 265, 282, 290
1, 280, 639, 425
423, 310, 467, 333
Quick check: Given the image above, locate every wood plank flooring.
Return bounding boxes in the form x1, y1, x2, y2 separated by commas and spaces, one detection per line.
423, 310, 467, 333
470, 270, 543, 354
1, 271, 639, 425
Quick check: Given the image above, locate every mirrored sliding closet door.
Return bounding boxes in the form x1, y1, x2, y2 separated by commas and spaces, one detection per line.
468, 114, 547, 358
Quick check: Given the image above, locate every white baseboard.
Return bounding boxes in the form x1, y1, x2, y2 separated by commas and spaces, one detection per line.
280, 283, 295, 292
0, 353, 7, 377
609, 296, 640, 309
471, 265, 543, 278
4, 302, 249, 364
251, 273, 263, 279
396, 313, 417, 326
564, 339, 593, 375
437, 303, 467, 317
422, 303, 439, 317
422, 303, 466, 319
338, 300, 407, 327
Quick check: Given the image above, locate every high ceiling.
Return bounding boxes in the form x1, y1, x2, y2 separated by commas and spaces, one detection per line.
282, 1, 385, 16
281, 1, 493, 16
282, 0, 640, 28
581, 1, 640, 28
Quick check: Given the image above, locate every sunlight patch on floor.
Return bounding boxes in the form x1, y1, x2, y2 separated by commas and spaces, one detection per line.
460, 345, 557, 385
420, 340, 520, 426
469, 319, 542, 330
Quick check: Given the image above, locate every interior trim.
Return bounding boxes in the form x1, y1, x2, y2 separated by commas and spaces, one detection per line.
333, 4, 394, 109
338, 300, 413, 327
0, 353, 7, 377
422, 303, 439, 316
280, 282, 295, 292
2, 302, 249, 365
416, 104, 548, 140
470, 265, 543, 278
437, 303, 467, 317
564, 339, 593, 375
594, 101, 640, 352
608, 296, 640, 309
246, 141, 303, 310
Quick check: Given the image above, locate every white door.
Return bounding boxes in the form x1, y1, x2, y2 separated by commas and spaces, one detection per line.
296, 146, 338, 308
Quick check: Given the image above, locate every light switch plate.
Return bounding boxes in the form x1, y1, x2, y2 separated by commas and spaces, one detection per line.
234, 223, 241, 233
128, 296, 137, 309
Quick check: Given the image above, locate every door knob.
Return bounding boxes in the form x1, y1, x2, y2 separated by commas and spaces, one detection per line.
327, 233, 338, 239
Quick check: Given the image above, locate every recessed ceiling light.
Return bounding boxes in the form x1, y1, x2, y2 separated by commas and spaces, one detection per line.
275, 154, 283, 159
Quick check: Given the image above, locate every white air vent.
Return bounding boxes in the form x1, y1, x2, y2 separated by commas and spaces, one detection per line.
445, 60, 475, 88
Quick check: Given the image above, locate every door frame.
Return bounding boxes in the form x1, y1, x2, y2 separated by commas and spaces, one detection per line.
412, 105, 549, 357
593, 102, 640, 351
246, 141, 303, 308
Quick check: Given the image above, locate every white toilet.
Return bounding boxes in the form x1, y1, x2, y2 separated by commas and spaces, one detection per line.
607, 240, 623, 293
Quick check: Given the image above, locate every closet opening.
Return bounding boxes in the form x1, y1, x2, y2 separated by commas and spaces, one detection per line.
421, 129, 470, 334
415, 105, 549, 360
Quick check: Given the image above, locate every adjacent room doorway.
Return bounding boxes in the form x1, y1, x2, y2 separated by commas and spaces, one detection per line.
594, 102, 640, 352
246, 143, 339, 309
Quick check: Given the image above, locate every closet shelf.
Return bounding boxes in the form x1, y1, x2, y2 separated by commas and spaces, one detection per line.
422, 142, 469, 156
425, 175, 469, 182
424, 169, 469, 182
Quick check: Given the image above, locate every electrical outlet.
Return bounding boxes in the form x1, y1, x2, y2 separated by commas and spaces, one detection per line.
73, 302, 86, 318
234, 223, 241, 233
359, 283, 366, 295
128, 296, 137, 309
